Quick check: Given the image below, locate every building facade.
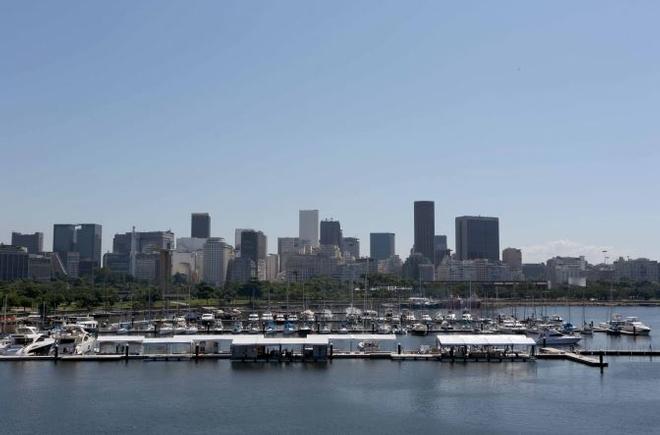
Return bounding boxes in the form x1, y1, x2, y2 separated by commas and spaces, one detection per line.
341, 237, 360, 259
191, 213, 210, 238
299, 209, 319, 248
320, 219, 342, 248
370, 233, 395, 261
11, 232, 43, 254
455, 216, 500, 262
414, 201, 435, 263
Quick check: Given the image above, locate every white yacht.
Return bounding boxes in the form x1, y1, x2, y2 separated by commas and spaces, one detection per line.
75, 318, 98, 334
421, 314, 433, 323
0, 326, 55, 356
248, 313, 259, 322
620, 317, 651, 336
345, 306, 362, 321
301, 310, 315, 322
275, 313, 286, 324
498, 319, 527, 334
321, 309, 334, 321
532, 328, 581, 346
320, 324, 332, 334
261, 312, 274, 322
462, 311, 473, 322
55, 324, 96, 355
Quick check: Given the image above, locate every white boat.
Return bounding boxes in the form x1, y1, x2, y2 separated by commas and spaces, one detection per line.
362, 310, 378, 321
75, 318, 98, 333
533, 328, 581, 346
301, 310, 315, 322
421, 314, 433, 323
434, 312, 445, 321
377, 323, 392, 334
410, 323, 428, 336
261, 312, 274, 322
320, 324, 332, 334
321, 309, 334, 320
200, 313, 215, 323
247, 323, 261, 334
498, 319, 527, 334
287, 314, 298, 322
55, 324, 96, 355
211, 320, 224, 333
0, 326, 55, 356
248, 313, 259, 322
445, 312, 457, 321
345, 306, 362, 321
462, 311, 473, 322
275, 314, 286, 324
232, 322, 244, 334
620, 317, 651, 336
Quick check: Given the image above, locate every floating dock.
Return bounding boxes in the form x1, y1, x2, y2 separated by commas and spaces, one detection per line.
537, 347, 607, 368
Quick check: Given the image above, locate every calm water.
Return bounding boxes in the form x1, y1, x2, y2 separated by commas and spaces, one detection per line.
3, 305, 660, 434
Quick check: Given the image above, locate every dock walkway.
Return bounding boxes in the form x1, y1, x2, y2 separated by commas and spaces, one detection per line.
537, 347, 607, 368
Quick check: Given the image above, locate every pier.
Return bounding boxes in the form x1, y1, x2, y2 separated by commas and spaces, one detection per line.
537, 347, 608, 368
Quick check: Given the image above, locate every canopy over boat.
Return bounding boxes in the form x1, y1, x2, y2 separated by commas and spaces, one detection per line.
436, 334, 536, 347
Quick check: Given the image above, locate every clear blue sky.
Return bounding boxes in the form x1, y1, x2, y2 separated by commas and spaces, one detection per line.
1, 1, 659, 263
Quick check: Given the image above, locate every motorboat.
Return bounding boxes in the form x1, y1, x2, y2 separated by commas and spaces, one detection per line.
275, 313, 286, 324
498, 319, 526, 334
287, 314, 298, 322
301, 310, 315, 322
362, 310, 378, 321
264, 323, 276, 335
320, 324, 331, 334
55, 324, 96, 355
261, 312, 274, 322
532, 328, 581, 346
74, 317, 98, 334
620, 317, 651, 336
421, 314, 433, 323
445, 312, 457, 321
211, 320, 224, 333
440, 320, 453, 331
0, 326, 55, 356
184, 325, 199, 334
247, 323, 261, 334
410, 323, 428, 336
158, 323, 174, 335
434, 312, 446, 322
338, 324, 349, 334
462, 311, 473, 322
200, 313, 215, 323
283, 322, 296, 335
321, 309, 334, 321
248, 313, 259, 323
232, 322, 244, 334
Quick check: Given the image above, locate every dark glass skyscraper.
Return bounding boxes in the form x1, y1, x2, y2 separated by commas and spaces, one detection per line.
53, 224, 76, 259
414, 201, 435, 263
191, 213, 210, 238
320, 220, 342, 247
370, 233, 395, 260
76, 224, 102, 265
455, 216, 500, 261
240, 230, 267, 262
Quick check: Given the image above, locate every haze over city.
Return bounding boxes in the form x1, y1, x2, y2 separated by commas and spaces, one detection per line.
2, 1, 660, 263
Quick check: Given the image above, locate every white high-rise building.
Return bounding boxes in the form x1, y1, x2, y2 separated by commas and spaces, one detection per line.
203, 238, 234, 286
299, 209, 319, 248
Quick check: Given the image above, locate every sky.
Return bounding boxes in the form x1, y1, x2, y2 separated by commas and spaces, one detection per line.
1, 1, 659, 264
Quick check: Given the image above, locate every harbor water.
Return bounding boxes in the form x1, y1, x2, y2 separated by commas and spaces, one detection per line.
3, 305, 660, 434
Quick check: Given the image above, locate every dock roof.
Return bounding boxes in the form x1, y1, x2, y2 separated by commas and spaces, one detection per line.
325, 334, 397, 341
231, 336, 329, 346
436, 334, 536, 346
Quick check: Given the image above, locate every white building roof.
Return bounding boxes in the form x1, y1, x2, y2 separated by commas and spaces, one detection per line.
231, 336, 329, 346
436, 334, 536, 346
96, 335, 146, 343
325, 334, 397, 341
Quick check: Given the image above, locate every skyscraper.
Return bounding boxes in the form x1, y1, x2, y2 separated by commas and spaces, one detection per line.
11, 232, 43, 254
53, 224, 76, 259
191, 213, 210, 238
414, 201, 435, 263
455, 216, 500, 261
240, 230, 267, 263
76, 224, 102, 265
370, 233, 395, 260
502, 247, 522, 269
203, 237, 233, 286
320, 219, 342, 248
299, 210, 319, 248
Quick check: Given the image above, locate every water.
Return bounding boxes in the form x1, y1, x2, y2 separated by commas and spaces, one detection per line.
3, 306, 660, 434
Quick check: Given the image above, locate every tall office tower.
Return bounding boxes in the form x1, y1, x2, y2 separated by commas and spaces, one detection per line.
234, 228, 251, 253
203, 237, 233, 286
76, 224, 102, 265
341, 237, 360, 259
191, 213, 210, 239
414, 201, 435, 263
112, 231, 174, 255
11, 232, 43, 254
434, 235, 448, 264
370, 233, 395, 261
0, 246, 29, 281
320, 219, 342, 247
455, 216, 500, 261
299, 209, 319, 248
53, 224, 77, 259
502, 247, 522, 269
240, 230, 267, 263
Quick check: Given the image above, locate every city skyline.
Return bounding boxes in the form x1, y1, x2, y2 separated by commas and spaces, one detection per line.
2, 2, 659, 264
0, 204, 641, 265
